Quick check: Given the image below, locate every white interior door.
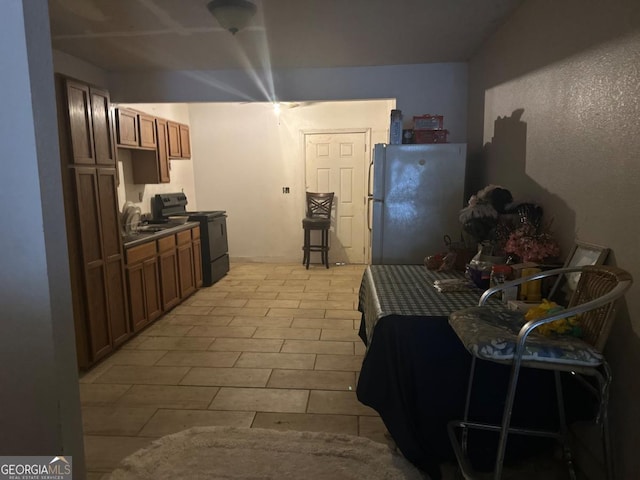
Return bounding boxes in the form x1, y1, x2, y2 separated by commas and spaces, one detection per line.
305, 132, 367, 264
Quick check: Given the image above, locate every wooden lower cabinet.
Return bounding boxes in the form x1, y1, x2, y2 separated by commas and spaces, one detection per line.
125, 242, 161, 332
158, 236, 180, 311
193, 238, 203, 287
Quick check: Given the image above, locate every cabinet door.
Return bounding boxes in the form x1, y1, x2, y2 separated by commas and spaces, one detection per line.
139, 113, 157, 149
66, 80, 95, 165
97, 169, 130, 345
126, 263, 147, 332
193, 238, 203, 287
91, 88, 117, 166
167, 121, 181, 157
116, 108, 139, 146
159, 249, 180, 310
143, 257, 162, 321
73, 167, 112, 360
179, 124, 191, 158
156, 118, 170, 183
178, 242, 196, 298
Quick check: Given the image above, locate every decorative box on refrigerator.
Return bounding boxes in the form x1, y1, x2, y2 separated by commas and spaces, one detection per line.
369, 143, 467, 264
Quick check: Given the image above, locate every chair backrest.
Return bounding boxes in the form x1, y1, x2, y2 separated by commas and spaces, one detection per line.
567, 265, 632, 351
306, 192, 334, 219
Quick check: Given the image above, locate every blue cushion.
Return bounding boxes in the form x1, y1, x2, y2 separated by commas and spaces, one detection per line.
448, 306, 603, 366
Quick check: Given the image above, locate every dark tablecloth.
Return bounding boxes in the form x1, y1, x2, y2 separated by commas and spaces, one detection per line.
355, 265, 590, 479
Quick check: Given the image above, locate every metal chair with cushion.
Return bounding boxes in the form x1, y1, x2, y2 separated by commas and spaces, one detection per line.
302, 192, 334, 269
447, 265, 632, 479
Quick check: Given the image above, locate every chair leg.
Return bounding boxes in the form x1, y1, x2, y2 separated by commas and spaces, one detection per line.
493, 358, 525, 479
598, 362, 614, 480
555, 371, 577, 480
461, 356, 477, 458
323, 228, 329, 268
303, 228, 310, 269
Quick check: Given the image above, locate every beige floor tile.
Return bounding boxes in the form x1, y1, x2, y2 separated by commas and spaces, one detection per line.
252, 412, 358, 435
165, 315, 233, 326
93, 365, 190, 385
226, 291, 279, 300
244, 299, 301, 308
210, 306, 269, 317
188, 298, 248, 307
138, 409, 255, 437
138, 324, 193, 337
328, 292, 359, 302
257, 285, 305, 293
133, 336, 214, 351
267, 307, 325, 318
304, 285, 356, 293
103, 349, 167, 366
169, 305, 214, 315
320, 329, 362, 342
285, 279, 331, 287
265, 273, 310, 281
281, 340, 354, 355
209, 387, 309, 413
235, 352, 316, 370
79, 361, 116, 384
315, 354, 364, 372
82, 405, 156, 435
119, 335, 148, 350
190, 290, 229, 299
180, 367, 271, 387
277, 292, 329, 301
307, 390, 378, 416
292, 318, 355, 330
267, 369, 355, 391
299, 300, 355, 310
79, 384, 132, 405
155, 351, 240, 367
238, 279, 287, 287
358, 415, 388, 444
186, 325, 256, 338
325, 309, 362, 319
117, 385, 219, 409
84, 435, 152, 472
208, 338, 284, 353
354, 341, 366, 355
229, 316, 293, 328
213, 285, 258, 293
253, 327, 320, 340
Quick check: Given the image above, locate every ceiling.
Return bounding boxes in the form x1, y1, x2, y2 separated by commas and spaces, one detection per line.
48, 0, 525, 72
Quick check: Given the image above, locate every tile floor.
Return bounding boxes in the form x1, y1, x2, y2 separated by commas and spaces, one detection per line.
80, 262, 396, 479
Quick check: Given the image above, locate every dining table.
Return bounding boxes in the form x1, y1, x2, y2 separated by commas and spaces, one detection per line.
355, 265, 592, 479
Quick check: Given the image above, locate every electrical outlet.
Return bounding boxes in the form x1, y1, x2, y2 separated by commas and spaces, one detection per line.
282, 187, 290, 194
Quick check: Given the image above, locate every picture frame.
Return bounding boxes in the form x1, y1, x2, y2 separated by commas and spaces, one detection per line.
549, 241, 610, 302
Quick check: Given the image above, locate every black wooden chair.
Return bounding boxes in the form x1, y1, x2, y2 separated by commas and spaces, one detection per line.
302, 192, 334, 269
447, 265, 632, 479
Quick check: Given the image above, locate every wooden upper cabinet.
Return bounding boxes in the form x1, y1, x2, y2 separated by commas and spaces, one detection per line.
90, 88, 117, 167
138, 113, 157, 149
179, 124, 191, 158
167, 121, 181, 157
66, 80, 95, 165
116, 108, 139, 147
156, 118, 170, 183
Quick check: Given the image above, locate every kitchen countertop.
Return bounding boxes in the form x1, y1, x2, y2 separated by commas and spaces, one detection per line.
122, 221, 200, 248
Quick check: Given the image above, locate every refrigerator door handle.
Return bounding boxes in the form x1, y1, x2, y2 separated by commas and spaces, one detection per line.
367, 160, 374, 197
367, 195, 373, 231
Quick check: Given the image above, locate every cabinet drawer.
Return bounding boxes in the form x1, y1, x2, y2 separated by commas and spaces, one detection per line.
192, 226, 201, 240
157, 234, 176, 252
177, 230, 192, 245
126, 241, 156, 264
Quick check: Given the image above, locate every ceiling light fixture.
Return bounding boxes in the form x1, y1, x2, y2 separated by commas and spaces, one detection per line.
207, 0, 257, 35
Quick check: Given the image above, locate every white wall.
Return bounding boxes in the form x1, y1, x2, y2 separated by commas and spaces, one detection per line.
115, 103, 198, 214
468, 0, 640, 477
108, 63, 468, 143
188, 100, 393, 262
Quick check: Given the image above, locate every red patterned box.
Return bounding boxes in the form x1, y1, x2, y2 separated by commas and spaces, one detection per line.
413, 114, 444, 130
414, 129, 449, 144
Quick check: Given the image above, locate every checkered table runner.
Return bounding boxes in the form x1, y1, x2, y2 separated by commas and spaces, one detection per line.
358, 265, 494, 345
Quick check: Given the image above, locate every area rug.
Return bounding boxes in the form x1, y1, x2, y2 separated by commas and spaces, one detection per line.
107, 426, 425, 479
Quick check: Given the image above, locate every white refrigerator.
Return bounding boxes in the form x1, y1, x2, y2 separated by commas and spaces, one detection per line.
369, 143, 467, 264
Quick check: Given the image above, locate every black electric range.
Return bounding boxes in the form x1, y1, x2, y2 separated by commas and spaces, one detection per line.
152, 193, 229, 286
